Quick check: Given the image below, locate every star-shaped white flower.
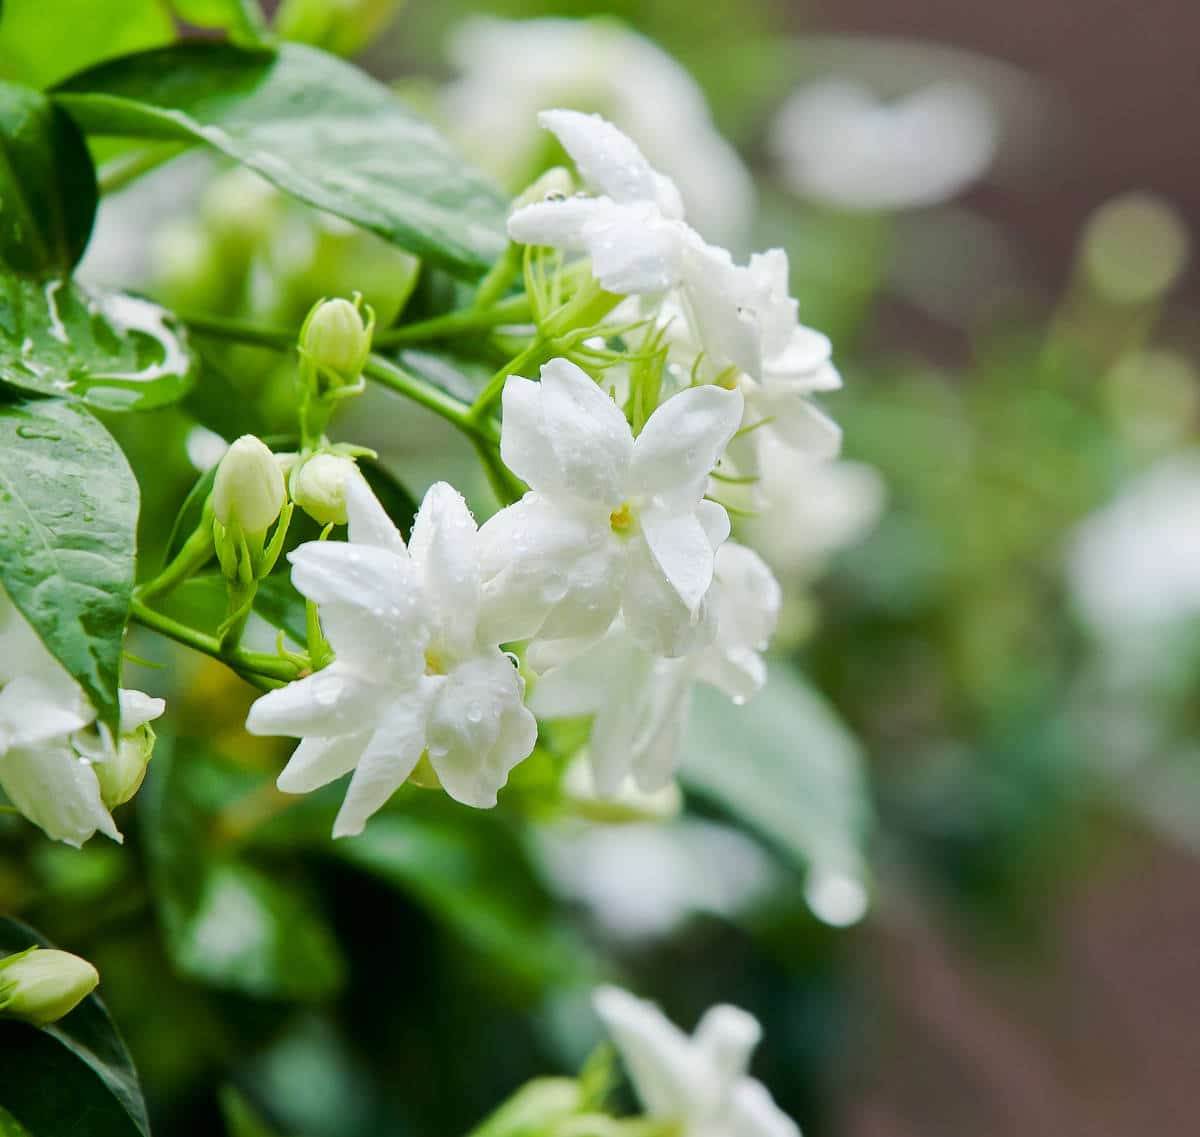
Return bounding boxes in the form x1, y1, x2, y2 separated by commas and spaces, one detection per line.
531, 542, 780, 794
0, 594, 164, 847
479, 357, 742, 659
594, 985, 801, 1137
246, 478, 536, 834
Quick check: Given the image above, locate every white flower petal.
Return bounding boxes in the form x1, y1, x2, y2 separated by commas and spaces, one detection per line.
630, 384, 743, 504
539, 358, 634, 505
0, 741, 120, 847
641, 507, 719, 614
0, 677, 92, 748
538, 109, 662, 206
408, 482, 481, 658
332, 693, 432, 838
117, 688, 164, 733
593, 986, 707, 1117
694, 1004, 762, 1086
277, 731, 371, 794
724, 1078, 802, 1137
622, 537, 716, 658
427, 653, 535, 808
761, 393, 843, 460
584, 207, 685, 295
507, 195, 603, 250
630, 662, 693, 793
288, 541, 415, 612
499, 374, 563, 495
344, 474, 407, 555
245, 663, 390, 739
682, 240, 761, 377
529, 629, 636, 720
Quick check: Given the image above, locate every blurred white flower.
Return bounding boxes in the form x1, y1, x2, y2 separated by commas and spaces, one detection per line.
1067, 454, 1200, 637
739, 442, 886, 579
770, 79, 996, 211
0, 594, 164, 847
443, 17, 754, 245
530, 542, 779, 794
594, 986, 801, 1137
247, 478, 536, 831
479, 358, 742, 658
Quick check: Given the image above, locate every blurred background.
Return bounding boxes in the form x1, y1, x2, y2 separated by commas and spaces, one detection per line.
8, 1, 1200, 1134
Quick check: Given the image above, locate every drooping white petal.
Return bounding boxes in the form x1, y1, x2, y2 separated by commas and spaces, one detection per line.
245, 663, 390, 739
426, 653, 535, 808
0, 677, 92, 749
530, 627, 638, 720
723, 1078, 802, 1137
539, 109, 667, 208
593, 986, 707, 1117
0, 741, 120, 847
332, 692, 433, 838
277, 731, 371, 795
344, 473, 407, 556
507, 195, 604, 251
408, 482, 482, 658
622, 536, 716, 658
640, 507, 719, 614
759, 391, 843, 460
539, 358, 634, 506
478, 494, 623, 646
629, 661, 693, 793
630, 384, 743, 505
583, 204, 686, 295
499, 374, 563, 495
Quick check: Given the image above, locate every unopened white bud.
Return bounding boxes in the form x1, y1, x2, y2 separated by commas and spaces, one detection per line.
291, 454, 362, 526
301, 297, 373, 387
212, 435, 286, 538
0, 948, 98, 1026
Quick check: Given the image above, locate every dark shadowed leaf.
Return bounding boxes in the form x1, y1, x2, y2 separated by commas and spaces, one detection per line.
0, 918, 149, 1137
56, 43, 508, 276
0, 398, 137, 732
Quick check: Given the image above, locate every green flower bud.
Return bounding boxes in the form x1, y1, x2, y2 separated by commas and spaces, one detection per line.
291, 453, 361, 526
212, 435, 287, 540
95, 726, 157, 809
0, 948, 98, 1026
513, 166, 574, 210
300, 296, 374, 388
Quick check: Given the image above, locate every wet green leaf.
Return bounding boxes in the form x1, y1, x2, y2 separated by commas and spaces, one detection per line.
56, 43, 509, 277
0, 82, 96, 276
0, 398, 137, 733
0, 275, 195, 411
0, 918, 149, 1137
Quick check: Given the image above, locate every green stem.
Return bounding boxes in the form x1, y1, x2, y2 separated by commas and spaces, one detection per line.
362, 353, 498, 443
180, 312, 296, 349
130, 595, 302, 686
471, 242, 524, 311
373, 294, 532, 348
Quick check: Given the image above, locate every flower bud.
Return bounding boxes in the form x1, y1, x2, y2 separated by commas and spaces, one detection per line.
0, 948, 98, 1026
301, 297, 374, 387
212, 435, 286, 539
513, 166, 574, 210
290, 454, 362, 526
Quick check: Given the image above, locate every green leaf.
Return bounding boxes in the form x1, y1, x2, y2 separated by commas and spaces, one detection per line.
56, 43, 509, 277
0, 918, 149, 1137
0, 275, 195, 411
141, 740, 345, 1000
0, 398, 137, 733
0, 0, 174, 91
683, 661, 874, 920
170, 0, 270, 45
0, 82, 97, 276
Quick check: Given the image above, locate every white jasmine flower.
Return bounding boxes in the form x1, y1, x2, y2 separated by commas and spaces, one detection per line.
594, 985, 801, 1137
246, 478, 536, 834
770, 79, 996, 212
0, 594, 164, 847
443, 17, 755, 246
479, 358, 743, 659
531, 542, 780, 794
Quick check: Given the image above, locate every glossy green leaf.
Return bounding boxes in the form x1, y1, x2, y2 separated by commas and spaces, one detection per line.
0, 918, 149, 1137
0, 398, 137, 733
0, 0, 174, 91
141, 740, 345, 1000
0, 275, 195, 411
683, 661, 873, 917
56, 43, 509, 277
0, 83, 96, 276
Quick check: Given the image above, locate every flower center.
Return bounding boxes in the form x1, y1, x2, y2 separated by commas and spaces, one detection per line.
609, 501, 635, 533
424, 647, 446, 676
